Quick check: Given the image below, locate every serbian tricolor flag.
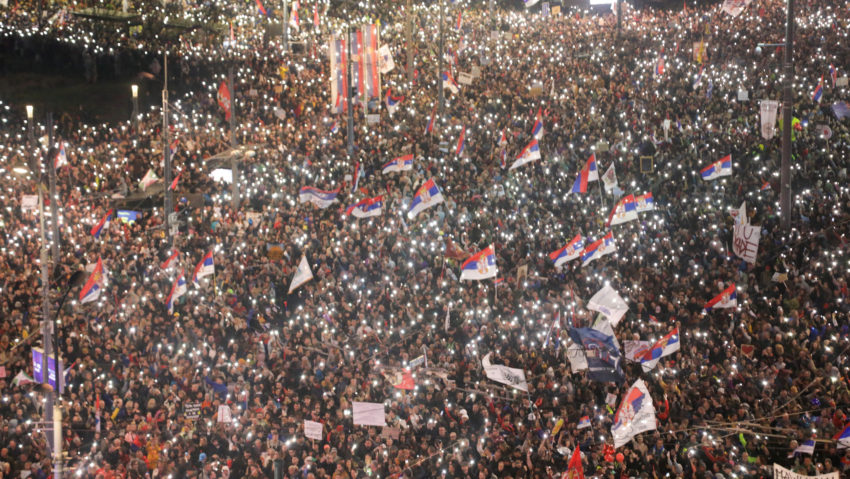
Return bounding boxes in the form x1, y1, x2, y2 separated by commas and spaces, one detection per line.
700, 155, 732, 180
760, 180, 771, 191
192, 251, 215, 285
386, 89, 403, 116
79, 257, 105, 304
812, 74, 824, 103
91, 209, 113, 238
255, 0, 268, 15
161, 249, 180, 269
532, 107, 544, 139
442, 71, 459, 94
580, 231, 615, 266
829, 64, 837, 88
345, 195, 384, 218
217, 80, 232, 120
655, 56, 664, 77
456, 126, 466, 156
165, 270, 188, 314
456, 11, 463, 30
549, 234, 583, 268
351, 162, 361, 193
510, 139, 541, 170
460, 245, 497, 281
425, 106, 437, 134
570, 154, 599, 194
382, 154, 414, 174
703, 284, 737, 313
289, 1, 300, 30
498, 129, 508, 147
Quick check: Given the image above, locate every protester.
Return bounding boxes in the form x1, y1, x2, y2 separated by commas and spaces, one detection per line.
1, 0, 849, 477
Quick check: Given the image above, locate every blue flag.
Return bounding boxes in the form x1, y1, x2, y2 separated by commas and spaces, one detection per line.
568, 328, 624, 383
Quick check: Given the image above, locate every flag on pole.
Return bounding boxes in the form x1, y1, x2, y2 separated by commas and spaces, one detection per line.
549, 234, 583, 267
289, 0, 300, 30
169, 172, 181, 191
139, 169, 159, 190
217, 80, 232, 120
329, 35, 349, 114
565, 445, 584, 479
382, 154, 414, 174
299, 186, 340, 209
345, 195, 384, 218
91, 209, 113, 238
829, 64, 837, 88
634, 192, 654, 212
460, 245, 497, 281
510, 139, 542, 170
165, 270, 187, 314
700, 155, 732, 180
636, 327, 680, 371
611, 379, 657, 448
587, 284, 629, 326
812, 74, 824, 103
161, 249, 179, 269
455, 126, 466, 156
532, 107, 544, 139
703, 284, 737, 312
481, 352, 528, 391
288, 254, 314, 293
601, 163, 617, 192
385, 89, 403, 115
408, 178, 444, 218
192, 251, 215, 285
580, 231, 616, 266
570, 154, 599, 194
455, 10, 463, 30
606, 194, 638, 226
79, 257, 105, 303
442, 71, 460, 94
425, 106, 437, 134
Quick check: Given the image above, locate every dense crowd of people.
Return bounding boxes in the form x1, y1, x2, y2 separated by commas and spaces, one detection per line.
1, 0, 850, 477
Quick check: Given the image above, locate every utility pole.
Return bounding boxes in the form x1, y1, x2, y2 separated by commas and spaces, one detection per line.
779, 0, 794, 231
283, 0, 289, 52
437, 0, 445, 123
346, 25, 355, 154
131, 84, 139, 137
47, 113, 60, 262
617, 0, 622, 39
163, 53, 173, 247
406, 0, 414, 86
228, 66, 240, 210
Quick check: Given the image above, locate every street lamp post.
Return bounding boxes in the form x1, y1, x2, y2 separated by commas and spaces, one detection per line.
779, 0, 794, 231
437, 0, 445, 124
26, 105, 34, 144
131, 84, 139, 136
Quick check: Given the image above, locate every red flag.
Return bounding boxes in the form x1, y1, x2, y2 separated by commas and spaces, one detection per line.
217, 81, 232, 120
169, 173, 181, 191
564, 445, 584, 479
313, 1, 319, 26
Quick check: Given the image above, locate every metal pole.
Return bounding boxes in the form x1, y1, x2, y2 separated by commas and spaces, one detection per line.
346, 25, 355, 154
26, 105, 34, 144
47, 113, 59, 262
228, 66, 240, 211
437, 0, 445, 123
283, 0, 289, 52
780, 0, 794, 231
131, 85, 139, 137
617, 0, 622, 39
406, 0, 414, 86
163, 53, 173, 247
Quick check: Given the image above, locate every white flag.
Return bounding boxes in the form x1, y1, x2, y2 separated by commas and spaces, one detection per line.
352, 401, 387, 426
611, 379, 657, 448
139, 169, 159, 190
378, 44, 395, 74
733, 222, 761, 264
587, 284, 629, 326
481, 352, 528, 391
760, 100, 779, 140
732, 201, 747, 226
304, 420, 323, 440
288, 254, 314, 293
601, 163, 618, 192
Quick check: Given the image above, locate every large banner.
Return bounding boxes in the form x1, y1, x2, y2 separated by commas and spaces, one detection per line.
721, 0, 752, 17
760, 100, 779, 139
773, 464, 838, 479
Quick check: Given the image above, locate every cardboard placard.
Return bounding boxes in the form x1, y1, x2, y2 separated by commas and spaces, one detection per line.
184, 402, 201, 420
366, 114, 381, 124
457, 72, 474, 85
381, 427, 400, 439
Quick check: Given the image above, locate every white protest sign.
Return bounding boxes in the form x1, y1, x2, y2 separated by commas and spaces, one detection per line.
21, 195, 38, 212
352, 401, 387, 426
733, 222, 761, 264
457, 72, 474, 85
772, 464, 837, 479
304, 420, 323, 440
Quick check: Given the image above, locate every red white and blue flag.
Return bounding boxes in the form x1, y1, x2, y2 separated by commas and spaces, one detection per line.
460, 245, 497, 281
442, 71, 460, 94
192, 250, 215, 285
498, 129, 508, 147
351, 162, 361, 193
607, 194, 638, 227
255, 0, 268, 16
577, 416, 591, 429
382, 154, 414, 174
812, 74, 824, 103
531, 107, 544, 139
611, 379, 657, 448
760, 181, 771, 191
456, 126, 466, 156
634, 192, 654, 212
91, 209, 113, 238
165, 270, 187, 314
580, 231, 615, 266
511, 139, 541, 170
346, 195, 384, 218
329, 35, 349, 114
79, 257, 105, 304
299, 186, 340, 209
703, 284, 737, 313
571, 154, 599, 194
829, 65, 837, 88
636, 327, 680, 372
425, 107, 437, 134
549, 234, 583, 268
700, 155, 732, 180
386, 89, 404, 115
834, 424, 850, 449
408, 178, 444, 218
161, 249, 180, 270
456, 10, 463, 30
